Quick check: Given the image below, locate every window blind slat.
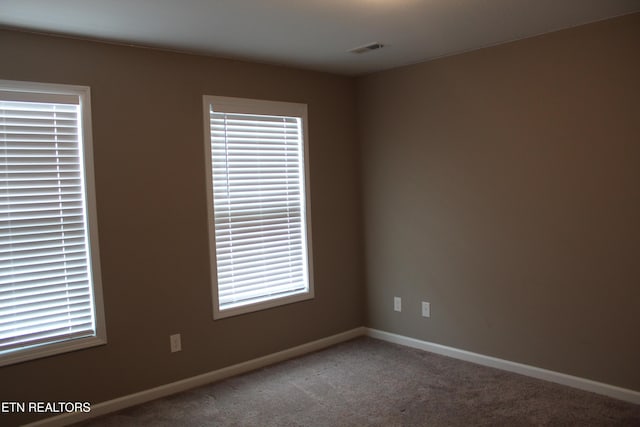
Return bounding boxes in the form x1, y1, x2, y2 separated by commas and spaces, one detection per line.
215, 235, 303, 253
0, 250, 87, 269
216, 247, 303, 266
0, 280, 89, 301
219, 278, 306, 305
0, 238, 88, 253
0, 256, 88, 279
0, 267, 88, 287
213, 217, 300, 232
212, 212, 300, 225
217, 253, 303, 273
215, 225, 302, 241
0, 219, 84, 235
219, 280, 306, 301
217, 259, 304, 281
0, 296, 91, 322
0, 316, 94, 348
0, 248, 87, 266
219, 278, 306, 299
0, 306, 92, 336
215, 238, 303, 255
0, 327, 93, 354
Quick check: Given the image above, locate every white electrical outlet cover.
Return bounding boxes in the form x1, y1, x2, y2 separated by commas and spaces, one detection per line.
394, 297, 402, 312
170, 334, 182, 352
422, 302, 430, 318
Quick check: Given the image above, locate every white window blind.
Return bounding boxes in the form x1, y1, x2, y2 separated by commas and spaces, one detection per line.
204, 96, 313, 318
0, 80, 105, 366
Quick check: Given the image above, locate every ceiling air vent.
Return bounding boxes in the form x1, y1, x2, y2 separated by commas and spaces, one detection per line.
349, 42, 384, 54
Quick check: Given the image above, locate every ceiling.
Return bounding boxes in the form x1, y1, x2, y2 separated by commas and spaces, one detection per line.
1, 0, 638, 75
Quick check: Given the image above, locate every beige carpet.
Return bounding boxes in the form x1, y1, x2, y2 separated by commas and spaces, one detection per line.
76, 337, 640, 426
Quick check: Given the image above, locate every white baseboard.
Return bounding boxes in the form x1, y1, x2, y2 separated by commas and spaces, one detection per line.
24, 325, 639, 426
366, 328, 640, 405
24, 327, 366, 427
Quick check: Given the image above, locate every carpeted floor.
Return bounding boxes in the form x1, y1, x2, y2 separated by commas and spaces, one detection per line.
76, 337, 640, 426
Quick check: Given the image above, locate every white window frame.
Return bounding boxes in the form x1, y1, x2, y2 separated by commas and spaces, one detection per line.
203, 95, 314, 319
0, 79, 106, 366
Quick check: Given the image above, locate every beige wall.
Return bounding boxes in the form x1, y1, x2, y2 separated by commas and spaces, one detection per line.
358, 12, 640, 391
0, 30, 364, 425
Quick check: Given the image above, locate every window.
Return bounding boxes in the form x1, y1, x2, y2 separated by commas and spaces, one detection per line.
203, 96, 314, 319
0, 80, 105, 366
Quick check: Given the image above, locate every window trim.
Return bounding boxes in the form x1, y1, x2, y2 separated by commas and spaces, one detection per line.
0, 79, 106, 366
202, 95, 314, 319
